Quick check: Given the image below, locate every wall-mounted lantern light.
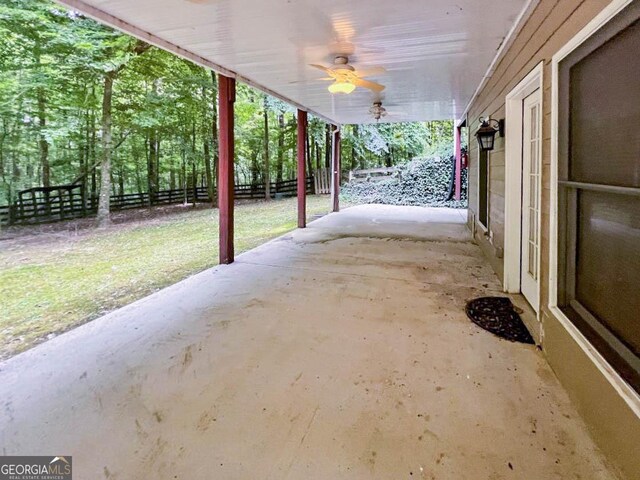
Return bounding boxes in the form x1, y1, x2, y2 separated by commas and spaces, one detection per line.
475, 117, 505, 152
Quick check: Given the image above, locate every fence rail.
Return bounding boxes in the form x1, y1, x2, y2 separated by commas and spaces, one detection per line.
348, 166, 397, 183
314, 168, 331, 194
0, 176, 315, 226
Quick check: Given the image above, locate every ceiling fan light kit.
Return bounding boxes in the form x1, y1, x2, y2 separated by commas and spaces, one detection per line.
328, 81, 356, 94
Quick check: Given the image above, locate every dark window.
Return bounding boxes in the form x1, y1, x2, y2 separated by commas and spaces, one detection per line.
478, 150, 489, 228
557, 3, 640, 392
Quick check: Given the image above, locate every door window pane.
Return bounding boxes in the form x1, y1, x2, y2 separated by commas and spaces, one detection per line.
478, 150, 489, 227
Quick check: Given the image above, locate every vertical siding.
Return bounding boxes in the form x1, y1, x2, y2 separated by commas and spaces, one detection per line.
465, 1, 640, 478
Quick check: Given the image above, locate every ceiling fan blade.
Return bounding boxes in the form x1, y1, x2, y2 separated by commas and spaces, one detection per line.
288, 77, 334, 84
309, 64, 331, 74
328, 41, 356, 57
352, 78, 385, 92
354, 67, 386, 78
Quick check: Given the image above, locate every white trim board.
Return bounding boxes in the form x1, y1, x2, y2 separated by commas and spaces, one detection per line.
503, 62, 543, 312
549, 0, 640, 417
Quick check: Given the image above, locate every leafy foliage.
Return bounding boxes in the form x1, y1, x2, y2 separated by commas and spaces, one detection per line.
341, 156, 468, 208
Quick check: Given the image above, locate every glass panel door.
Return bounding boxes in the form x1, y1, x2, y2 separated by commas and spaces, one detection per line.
520, 89, 542, 311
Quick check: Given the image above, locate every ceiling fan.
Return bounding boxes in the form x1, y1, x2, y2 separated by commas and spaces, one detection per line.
369, 101, 404, 122
369, 101, 387, 121
310, 56, 385, 94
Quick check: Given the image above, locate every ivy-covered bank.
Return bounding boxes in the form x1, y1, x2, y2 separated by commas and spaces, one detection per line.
341, 157, 468, 208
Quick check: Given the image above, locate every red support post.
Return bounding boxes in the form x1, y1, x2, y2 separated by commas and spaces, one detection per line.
297, 109, 307, 228
218, 74, 235, 264
454, 124, 462, 201
331, 126, 341, 212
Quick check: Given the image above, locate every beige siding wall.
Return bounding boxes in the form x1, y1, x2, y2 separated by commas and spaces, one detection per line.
466, 1, 640, 478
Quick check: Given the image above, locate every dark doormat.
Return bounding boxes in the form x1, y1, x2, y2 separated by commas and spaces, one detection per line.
465, 297, 534, 344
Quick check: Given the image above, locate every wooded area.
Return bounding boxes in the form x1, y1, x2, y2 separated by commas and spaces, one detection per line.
0, 0, 455, 226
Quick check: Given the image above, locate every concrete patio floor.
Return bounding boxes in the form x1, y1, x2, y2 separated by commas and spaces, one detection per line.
0, 204, 618, 479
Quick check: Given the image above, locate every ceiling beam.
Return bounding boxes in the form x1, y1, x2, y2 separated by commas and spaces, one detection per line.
54, 0, 339, 126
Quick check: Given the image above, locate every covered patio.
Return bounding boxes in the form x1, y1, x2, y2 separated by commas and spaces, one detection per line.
2, 0, 638, 477
52, 0, 529, 261
0, 205, 616, 478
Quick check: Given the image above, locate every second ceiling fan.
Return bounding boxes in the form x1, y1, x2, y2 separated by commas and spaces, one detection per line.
310, 56, 385, 94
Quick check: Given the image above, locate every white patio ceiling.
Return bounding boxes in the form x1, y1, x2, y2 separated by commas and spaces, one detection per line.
57, 0, 530, 125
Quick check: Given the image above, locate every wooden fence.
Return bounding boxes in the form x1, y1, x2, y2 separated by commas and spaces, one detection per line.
314, 168, 331, 194
348, 166, 397, 183
0, 176, 315, 226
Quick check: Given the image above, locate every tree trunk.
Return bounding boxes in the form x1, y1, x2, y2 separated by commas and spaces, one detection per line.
250, 150, 260, 186
201, 86, 214, 204
210, 71, 218, 207
118, 166, 125, 196
148, 128, 158, 205
191, 121, 197, 206
276, 113, 284, 183
324, 123, 331, 169
306, 126, 312, 179
181, 146, 187, 204
315, 138, 321, 171
96, 72, 114, 227
80, 108, 90, 210
135, 154, 144, 195
191, 161, 197, 206
353, 125, 364, 170
155, 137, 161, 192
90, 107, 97, 202
263, 100, 271, 200
37, 88, 50, 188
169, 167, 176, 191
203, 138, 212, 201
34, 42, 50, 190
0, 121, 6, 200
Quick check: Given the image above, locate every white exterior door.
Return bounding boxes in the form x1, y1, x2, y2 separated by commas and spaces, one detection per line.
520, 89, 542, 311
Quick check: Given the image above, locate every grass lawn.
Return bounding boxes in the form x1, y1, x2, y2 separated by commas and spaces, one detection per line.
0, 195, 332, 360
